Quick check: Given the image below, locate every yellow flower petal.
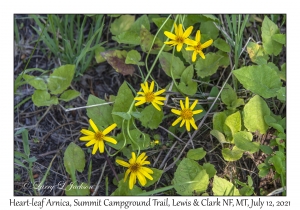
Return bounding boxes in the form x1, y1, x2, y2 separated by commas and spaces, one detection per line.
186, 120, 191, 131
116, 159, 130, 168
190, 100, 198, 110
199, 50, 205, 59
136, 171, 147, 186
80, 129, 95, 136
171, 109, 181, 116
86, 139, 96, 147
124, 169, 130, 181
141, 166, 153, 175
149, 81, 154, 92
172, 116, 182, 126
129, 173, 136, 190
190, 118, 198, 130
137, 152, 146, 163
99, 140, 105, 153
92, 142, 99, 154
176, 43, 183, 52
183, 26, 193, 38
184, 38, 198, 46
89, 119, 99, 133
180, 119, 186, 127
137, 91, 145, 95
196, 30, 201, 42
135, 100, 146, 106
154, 89, 165, 96
193, 109, 203, 115
202, 39, 213, 49
153, 100, 164, 106
164, 31, 177, 40
164, 40, 177, 46
180, 100, 185, 110
151, 102, 161, 111
79, 136, 94, 141
103, 136, 117, 144
102, 123, 117, 135
192, 51, 197, 62
185, 97, 189, 109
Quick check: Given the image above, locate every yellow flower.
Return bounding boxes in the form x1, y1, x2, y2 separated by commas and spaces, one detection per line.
134, 81, 166, 111
171, 97, 203, 131
116, 152, 154, 190
80, 119, 117, 154
186, 30, 213, 62
164, 23, 197, 52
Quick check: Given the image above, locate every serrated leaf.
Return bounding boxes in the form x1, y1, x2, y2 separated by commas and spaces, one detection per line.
173, 158, 209, 195
210, 129, 228, 145
213, 38, 230, 52
23, 74, 47, 90
178, 65, 197, 95
113, 15, 150, 45
246, 42, 269, 65
212, 112, 227, 133
59, 90, 80, 102
187, 148, 206, 160
243, 95, 270, 134
159, 52, 185, 79
86, 95, 114, 128
262, 16, 282, 56
32, 89, 58, 107
222, 146, 244, 161
101, 50, 135, 76
140, 25, 164, 54
110, 15, 135, 36
233, 64, 282, 98
65, 182, 90, 195
112, 82, 135, 128
213, 175, 240, 195
203, 163, 217, 179
234, 131, 259, 153
47, 64, 75, 95
144, 168, 163, 187
195, 53, 223, 78
140, 104, 163, 129
63, 142, 85, 177
125, 50, 144, 65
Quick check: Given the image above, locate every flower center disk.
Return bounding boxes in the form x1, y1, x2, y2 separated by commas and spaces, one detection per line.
181, 109, 193, 120
145, 92, 155, 102
130, 163, 140, 173
94, 131, 104, 141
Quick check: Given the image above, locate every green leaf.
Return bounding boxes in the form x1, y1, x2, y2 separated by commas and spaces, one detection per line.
213, 38, 230, 52
110, 15, 135, 36
140, 104, 163, 129
195, 53, 223, 78
221, 84, 237, 107
246, 42, 269, 65
112, 112, 131, 120
223, 111, 241, 139
23, 74, 47, 90
111, 179, 145, 195
257, 163, 270, 178
276, 87, 286, 102
212, 175, 240, 195
262, 16, 282, 55
128, 129, 151, 151
152, 17, 174, 43
144, 168, 163, 187
94, 46, 106, 63
269, 151, 285, 174
243, 95, 270, 134
203, 163, 217, 179
32, 89, 58, 107
272, 34, 286, 45
222, 146, 244, 161
59, 90, 80, 102
173, 158, 209, 195
159, 52, 185, 79
210, 129, 228, 145
86, 95, 114, 128
278, 63, 286, 81
63, 142, 85, 183
178, 65, 197, 96
101, 50, 135, 76
259, 145, 273, 155
65, 182, 90, 196
112, 82, 135, 128
125, 50, 144, 65
213, 112, 227, 133
234, 131, 260, 153
140, 25, 165, 54
216, 50, 230, 67
113, 15, 149, 45
187, 148, 206, 161
47, 64, 75, 95
233, 64, 282, 98
200, 20, 219, 40
21, 129, 30, 157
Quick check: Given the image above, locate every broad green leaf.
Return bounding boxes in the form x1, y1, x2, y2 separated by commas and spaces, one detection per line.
183, 14, 202, 26
200, 20, 219, 40
201, 14, 219, 22
65, 182, 90, 195
272, 34, 286, 45
140, 104, 163, 129
125, 50, 144, 66
262, 16, 282, 55
86, 94, 114, 128
243, 95, 270, 134
48, 64, 75, 95
231, 98, 244, 109
210, 129, 228, 145
203, 163, 217, 179
178, 65, 197, 96
101, 50, 135, 76
159, 52, 185, 79
234, 131, 260, 153
112, 112, 131, 120
32, 90, 58, 107
111, 179, 145, 195
221, 84, 237, 107
110, 15, 135, 36
246, 42, 269, 65
106, 133, 127, 151
63, 142, 85, 182
129, 129, 151, 151
213, 112, 227, 133
276, 87, 286, 102
187, 148, 206, 161
195, 53, 223, 78
213, 38, 230, 52
233, 64, 282, 98
278, 63, 286, 81
213, 175, 240, 196
59, 90, 80, 102
23, 74, 47, 90
216, 50, 230, 67
144, 168, 163, 187
140, 25, 165, 54
269, 151, 285, 174
223, 111, 241, 138
222, 146, 244, 161
94, 46, 106, 63
259, 145, 273, 155
173, 158, 209, 195
257, 163, 270, 178
113, 15, 150, 45
112, 82, 135, 128
152, 17, 174, 43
